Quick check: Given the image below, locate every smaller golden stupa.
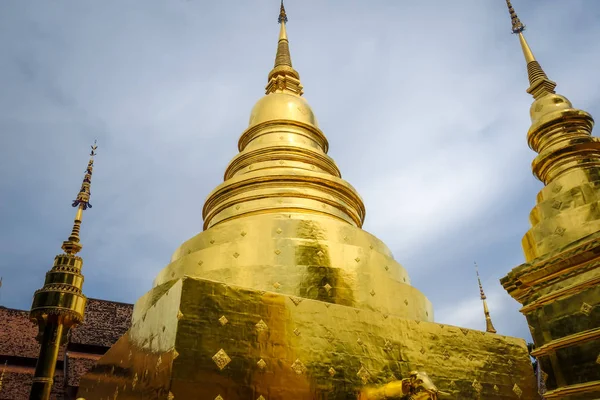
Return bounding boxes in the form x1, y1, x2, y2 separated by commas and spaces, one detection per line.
500, 1, 600, 398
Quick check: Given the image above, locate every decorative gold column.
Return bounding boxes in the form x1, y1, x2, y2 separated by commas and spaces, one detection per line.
29, 142, 98, 400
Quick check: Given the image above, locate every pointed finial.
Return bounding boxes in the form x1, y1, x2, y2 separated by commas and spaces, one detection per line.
505, 0, 525, 34
504, 0, 556, 99
278, 0, 288, 24
474, 262, 497, 334
474, 262, 486, 300
266, 0, 303, 96
62, 141, 98, 254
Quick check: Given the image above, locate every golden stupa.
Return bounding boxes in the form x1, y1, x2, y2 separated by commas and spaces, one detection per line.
500, 1, 600, 398
75, 3, 538, 399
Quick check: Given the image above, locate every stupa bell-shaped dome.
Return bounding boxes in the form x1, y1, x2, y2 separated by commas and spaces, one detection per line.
249, 92, 318, 128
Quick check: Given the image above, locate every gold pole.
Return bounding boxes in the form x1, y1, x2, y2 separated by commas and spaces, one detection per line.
29, 323, 64, 400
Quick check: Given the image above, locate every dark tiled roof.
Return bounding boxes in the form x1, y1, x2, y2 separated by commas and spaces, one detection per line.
0, 307, 65, 359
70, 298, 132, 348
65, 352, 102, 387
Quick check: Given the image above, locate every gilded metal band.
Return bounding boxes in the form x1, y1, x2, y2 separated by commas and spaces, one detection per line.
530, 328, 600, 358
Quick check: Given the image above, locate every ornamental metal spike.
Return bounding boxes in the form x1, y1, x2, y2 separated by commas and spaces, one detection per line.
278, 0, 288, 24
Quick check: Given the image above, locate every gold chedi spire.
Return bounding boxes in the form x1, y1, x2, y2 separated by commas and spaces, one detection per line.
266, 0, 303, 96
29, 141, 97, 400
474, 262, 497, 334
504, 0, 599, 261
505, 0, 556, 99
62, 140, 97, 255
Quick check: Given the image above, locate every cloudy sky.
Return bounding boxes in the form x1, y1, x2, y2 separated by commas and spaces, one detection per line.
1, 0, 599, 342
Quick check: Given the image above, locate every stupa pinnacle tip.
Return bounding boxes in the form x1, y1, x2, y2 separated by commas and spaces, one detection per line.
505, 0, 525, 34
278, 0, 288, 24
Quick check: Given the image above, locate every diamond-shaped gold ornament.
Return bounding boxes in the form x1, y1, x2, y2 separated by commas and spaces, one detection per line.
370, 289, 376, 296
493, 384, 499, 392
472, 379, 482, 393
218, 316, 228, 326
513, 383, 523, 398
355, 257, 361, 263
383, 339, 393, 352
357, 366, 370, 384
290, 296, 303, 306
293, 328, 301, 336
581, 302, 593, 316
273, 282, 281, 289
233, 252, 240, 258
291, 359, 306, 375
328, 367, 336, 377
212, 349, 231, 370
255, 320, 268, 332
324, 283, 332, 292
257, 359, 267, 370
274, 249, 281, 255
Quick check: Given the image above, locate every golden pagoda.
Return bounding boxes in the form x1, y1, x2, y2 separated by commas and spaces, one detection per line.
29, 142, 98, 400
500, 1, 600, 399
77, 3, 537, 399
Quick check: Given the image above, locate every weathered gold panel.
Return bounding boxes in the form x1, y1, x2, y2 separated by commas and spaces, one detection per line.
78, 277, 537, 399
